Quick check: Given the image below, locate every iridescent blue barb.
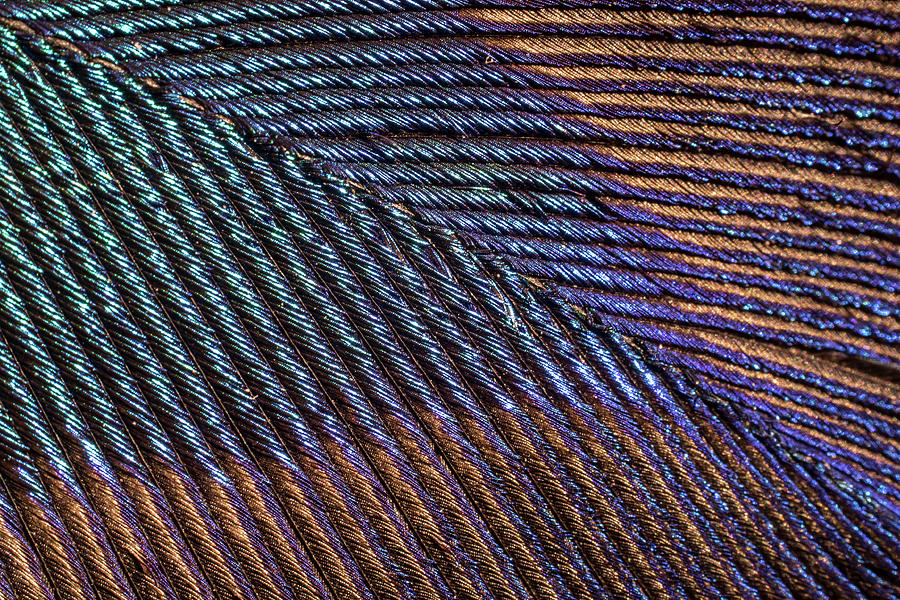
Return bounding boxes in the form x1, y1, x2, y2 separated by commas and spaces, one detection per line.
0, 1, 897, 599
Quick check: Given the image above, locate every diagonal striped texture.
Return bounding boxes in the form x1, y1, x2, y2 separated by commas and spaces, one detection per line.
0, 1, 898, 599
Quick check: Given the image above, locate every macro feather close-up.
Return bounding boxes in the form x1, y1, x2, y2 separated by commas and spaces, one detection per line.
0, 0, 897, 599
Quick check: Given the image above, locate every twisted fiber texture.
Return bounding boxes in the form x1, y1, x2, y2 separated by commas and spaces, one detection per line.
0, 1, 898, 599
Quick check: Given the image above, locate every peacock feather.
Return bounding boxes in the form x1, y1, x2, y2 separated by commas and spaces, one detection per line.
0, 1, 897, 599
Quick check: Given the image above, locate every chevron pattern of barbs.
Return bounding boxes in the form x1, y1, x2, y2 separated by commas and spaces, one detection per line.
0, 2, 897, 600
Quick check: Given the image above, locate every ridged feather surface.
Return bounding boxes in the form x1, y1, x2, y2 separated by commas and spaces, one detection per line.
0, 1, 897, 599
